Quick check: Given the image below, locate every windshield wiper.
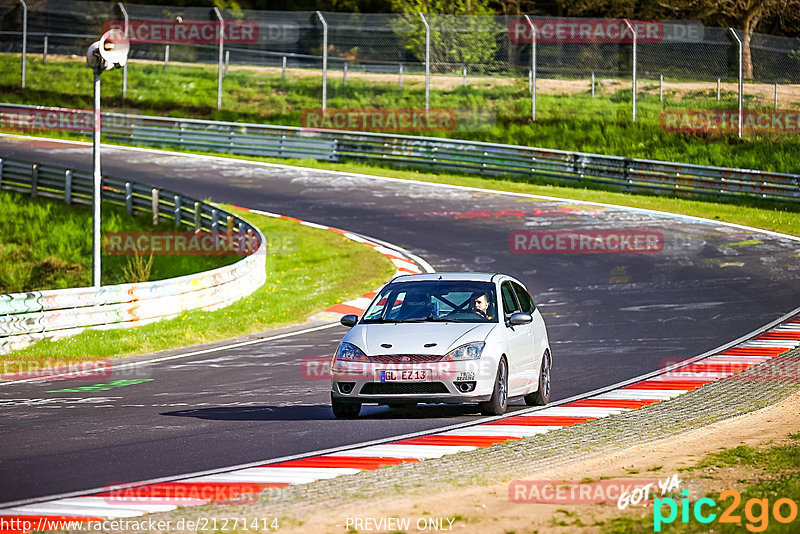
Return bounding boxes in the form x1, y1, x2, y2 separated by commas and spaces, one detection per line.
403, 316, 461, 323
363, 318, 401, 323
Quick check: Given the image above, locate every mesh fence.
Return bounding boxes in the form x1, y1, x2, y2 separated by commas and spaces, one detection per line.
2, 1, 800, 134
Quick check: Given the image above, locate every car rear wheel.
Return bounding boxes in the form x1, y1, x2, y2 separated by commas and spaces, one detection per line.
331, 395, 361, 419
524, 350, 551, 406
479, 358, 508, 416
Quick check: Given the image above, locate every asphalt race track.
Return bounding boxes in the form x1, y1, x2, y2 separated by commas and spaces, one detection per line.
1, 136, 798, 505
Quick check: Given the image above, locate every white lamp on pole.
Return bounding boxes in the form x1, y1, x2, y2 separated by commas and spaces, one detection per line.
86, 29, 129, 287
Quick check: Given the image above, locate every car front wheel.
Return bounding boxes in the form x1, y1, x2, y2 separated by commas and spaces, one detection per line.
331, 394, 361, 419
479, 358, 508, 416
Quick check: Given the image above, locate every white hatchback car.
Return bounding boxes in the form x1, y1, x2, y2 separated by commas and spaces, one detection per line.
330, 273, 552, 418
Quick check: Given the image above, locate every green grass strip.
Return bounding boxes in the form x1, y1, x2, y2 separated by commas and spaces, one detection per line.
0, 189, 238, 293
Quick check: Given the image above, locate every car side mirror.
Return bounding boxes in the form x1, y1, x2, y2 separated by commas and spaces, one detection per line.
340, 314, 358, 328
508, 312, 532, 326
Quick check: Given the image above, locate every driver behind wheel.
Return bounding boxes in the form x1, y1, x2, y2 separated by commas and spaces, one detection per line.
472, 293, 493, 320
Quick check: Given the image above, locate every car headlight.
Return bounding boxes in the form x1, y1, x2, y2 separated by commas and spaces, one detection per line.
442, 341, 485, 361
335, 341, 369, 362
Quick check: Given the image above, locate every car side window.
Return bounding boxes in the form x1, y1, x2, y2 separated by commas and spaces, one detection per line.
501, 282, 520, 316
511, 282, 535, 314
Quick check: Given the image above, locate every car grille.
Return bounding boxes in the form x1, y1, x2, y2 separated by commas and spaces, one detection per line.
360, 382, 449, 395
367, 354, 443, 363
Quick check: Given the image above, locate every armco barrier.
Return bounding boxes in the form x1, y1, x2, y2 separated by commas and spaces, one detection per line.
0, 156, 266, 355
1, 103, 798, 202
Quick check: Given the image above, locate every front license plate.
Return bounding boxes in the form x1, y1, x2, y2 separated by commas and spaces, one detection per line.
378, 369, 429, 382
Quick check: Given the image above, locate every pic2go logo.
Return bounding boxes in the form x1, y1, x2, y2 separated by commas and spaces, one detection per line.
654, 489, 799, 532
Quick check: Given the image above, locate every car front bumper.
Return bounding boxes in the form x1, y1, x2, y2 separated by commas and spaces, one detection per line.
330, 358, 497, 405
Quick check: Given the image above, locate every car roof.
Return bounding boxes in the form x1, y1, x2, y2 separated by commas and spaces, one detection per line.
390, 272, 506, 283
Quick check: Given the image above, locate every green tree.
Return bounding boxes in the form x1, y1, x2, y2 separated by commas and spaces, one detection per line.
390, 0, 501, 72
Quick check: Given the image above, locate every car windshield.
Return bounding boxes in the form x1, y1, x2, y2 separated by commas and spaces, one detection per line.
362, 280, 498, 324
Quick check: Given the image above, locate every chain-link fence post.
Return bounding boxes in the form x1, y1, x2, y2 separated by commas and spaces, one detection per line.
523, 15, 537, 121
419, 12, 430, 112
623, 19, 636, 122
117, 2, 128, 98
213, 7, 224, 110
19, 0, 27, 88
729, 27, 743, 138
774, 82, 778, 109
316, 11, 327, 111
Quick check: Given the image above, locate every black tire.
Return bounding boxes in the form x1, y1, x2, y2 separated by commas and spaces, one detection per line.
479, 358, 508, 416
524, 350, 551, 406
331, 395, 361, 419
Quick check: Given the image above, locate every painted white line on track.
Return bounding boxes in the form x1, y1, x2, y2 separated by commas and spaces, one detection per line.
705, 355, 772, 364
329, 444, 478, 458
592, 390, 687, 401
518, 406, 631, 418
190, 467, 360, 484
442, 426, 561, 437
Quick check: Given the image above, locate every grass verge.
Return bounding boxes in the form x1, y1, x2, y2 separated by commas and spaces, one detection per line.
1, 205, 395, 368
0, 189, 238, 293
2, 54, 800, 174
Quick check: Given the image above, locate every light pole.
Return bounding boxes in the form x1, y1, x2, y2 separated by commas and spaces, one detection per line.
86, 29, 129, 287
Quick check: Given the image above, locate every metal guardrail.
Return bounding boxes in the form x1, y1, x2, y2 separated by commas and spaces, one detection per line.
0, 155, 267, 354
2, 103, 799, 204
98, 110, 799, 204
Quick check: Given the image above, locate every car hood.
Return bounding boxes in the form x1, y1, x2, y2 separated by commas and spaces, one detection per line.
346, 322, 496, 356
